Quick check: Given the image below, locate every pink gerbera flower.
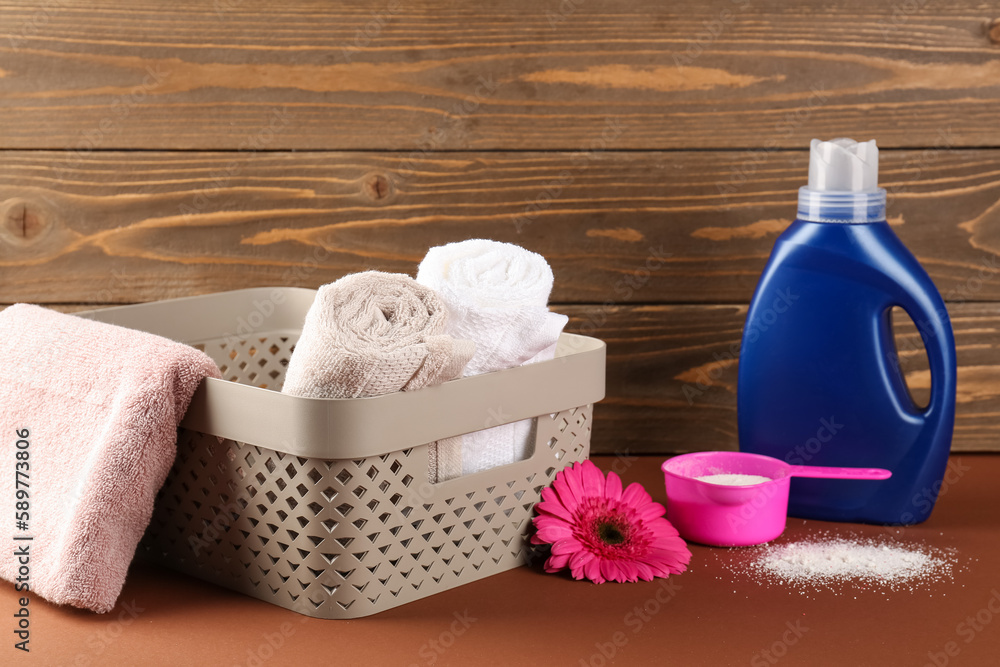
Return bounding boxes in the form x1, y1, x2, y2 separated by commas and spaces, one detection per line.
531, 460, 691, 584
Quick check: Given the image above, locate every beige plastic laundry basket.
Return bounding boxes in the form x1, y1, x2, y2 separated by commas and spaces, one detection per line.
79, 288, 605, 619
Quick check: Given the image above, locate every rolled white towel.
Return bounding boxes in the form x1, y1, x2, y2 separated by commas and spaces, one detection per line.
417, 239, 568, 477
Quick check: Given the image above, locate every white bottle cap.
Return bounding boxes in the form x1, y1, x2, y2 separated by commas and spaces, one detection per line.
797, 138, 886, 223
808, 138, 879, 192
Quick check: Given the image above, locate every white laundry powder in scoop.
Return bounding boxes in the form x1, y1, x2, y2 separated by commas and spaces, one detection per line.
696, 473, 772, 486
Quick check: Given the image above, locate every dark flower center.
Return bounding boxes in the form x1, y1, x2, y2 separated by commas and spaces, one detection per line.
597, 520, 627, 545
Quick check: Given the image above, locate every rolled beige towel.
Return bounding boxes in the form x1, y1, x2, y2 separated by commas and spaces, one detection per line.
282, 272, 475, 481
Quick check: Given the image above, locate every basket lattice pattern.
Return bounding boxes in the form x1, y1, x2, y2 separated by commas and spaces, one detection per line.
142, 334, 592, 618
142, 407, 591, 618
192, 335, 295, 389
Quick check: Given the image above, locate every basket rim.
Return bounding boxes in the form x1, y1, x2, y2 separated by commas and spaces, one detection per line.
78, 287, 606, 459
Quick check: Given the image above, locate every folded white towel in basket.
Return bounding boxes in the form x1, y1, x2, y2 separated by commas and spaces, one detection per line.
281, 272, 475, 482
417, 240, 568, 478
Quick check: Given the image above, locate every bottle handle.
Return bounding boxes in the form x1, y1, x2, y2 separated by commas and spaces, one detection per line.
884, 296, 956, 422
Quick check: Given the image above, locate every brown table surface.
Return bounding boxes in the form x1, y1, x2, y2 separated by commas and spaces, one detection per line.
5, 454, 999, 666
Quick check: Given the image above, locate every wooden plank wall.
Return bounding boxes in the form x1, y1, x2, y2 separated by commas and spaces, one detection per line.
1, 0, 998, 453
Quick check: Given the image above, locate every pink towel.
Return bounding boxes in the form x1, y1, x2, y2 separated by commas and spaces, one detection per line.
0, 304, 221, 613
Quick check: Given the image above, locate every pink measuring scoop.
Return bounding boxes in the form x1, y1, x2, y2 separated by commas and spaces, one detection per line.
661, 451, 891, 547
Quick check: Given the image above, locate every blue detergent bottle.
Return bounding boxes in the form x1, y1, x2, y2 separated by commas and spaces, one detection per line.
737, 138, 957, 525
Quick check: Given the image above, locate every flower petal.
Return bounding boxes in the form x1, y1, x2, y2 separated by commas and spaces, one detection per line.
638, 501, 666, 521
545, 552, 571, 572
634, 561, 655, 581
539, 486, 558, 504
580, 460, 606, 498
563, 463, 587, 504
620, 561, 640, 582
551, 537, 584, 556
650, 535, 691, 555
604, 470, 623, 503
534, 514, 571, 529
552, 471, 581, 511
646, 518, 681, 538
600, 559, 619, 583
535, 522, 574, 543
620, 481, 652, 508
584, 558, 604, 583
568, 548, 594, 571
646, 546, 692, 573
536, 500, 574, 523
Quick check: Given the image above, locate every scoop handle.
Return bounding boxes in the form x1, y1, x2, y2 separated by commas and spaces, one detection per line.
787, 465, 892, 481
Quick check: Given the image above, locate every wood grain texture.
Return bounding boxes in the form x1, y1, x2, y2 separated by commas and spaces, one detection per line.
3, 301, 995, 452
1, 149, 999, 304
561, 302, 1000, 454
1, 0, 998, 150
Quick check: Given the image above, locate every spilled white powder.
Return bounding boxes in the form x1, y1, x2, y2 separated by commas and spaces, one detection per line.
696, 473, 771, 486
720, 532, 959, 595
